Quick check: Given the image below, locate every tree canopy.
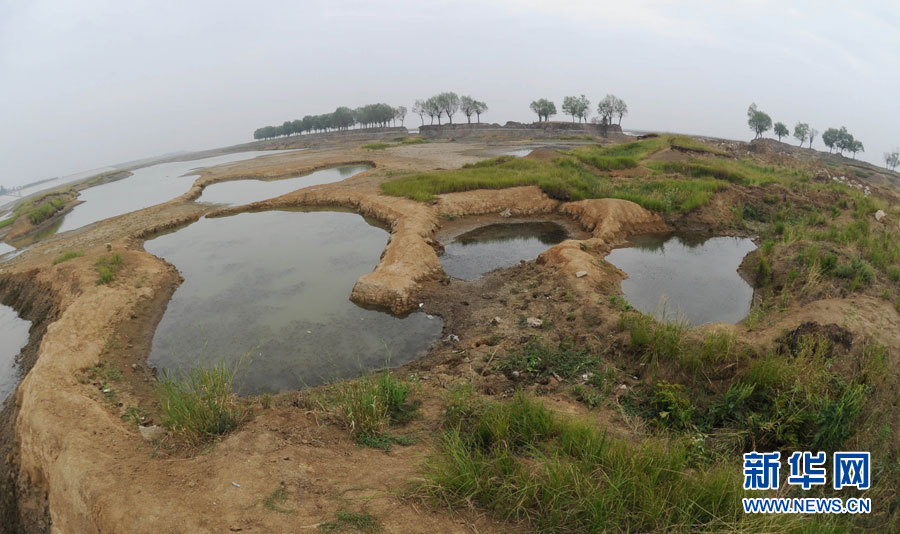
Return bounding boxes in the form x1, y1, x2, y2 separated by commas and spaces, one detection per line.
822, 126, 862, 157
530, 99, 557, 122
459, 95, 488, 124
562, 95, 591, 123
746, 103, 772, 139
885, 151, 900, 171
793, 122, 810, 146
773, 122, 788, 141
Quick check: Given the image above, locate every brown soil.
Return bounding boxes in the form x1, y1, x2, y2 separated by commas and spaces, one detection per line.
0, 136, 897, 532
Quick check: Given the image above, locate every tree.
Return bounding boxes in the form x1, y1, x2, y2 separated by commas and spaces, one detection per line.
332, 107, 355, 130
597, 95, 616, 126
746, 103, 772, 139
529, 99, 556, 122
562, 95, 590, 123
774, 122, 789, 142
412, 100, 426, 126
884, 151, 900, 171
822, 128, 839, 152
423, 97, 441, 125
849, 140, 864, 159
435, 92, 460, 124
612, 96, 628, 125
834, 126, 855, 156
792, 122, 809, 146
473, 100, 488, 123
807, 128, 818, 149
394, 105, 407, 126
459, 95, 478, 124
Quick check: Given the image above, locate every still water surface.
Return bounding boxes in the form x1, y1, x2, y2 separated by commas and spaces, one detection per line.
146, 209, 442, 393
0, 304, 31, 401
197, 164, 371, 206
440, 221, 568, 281
606, 233, 757, 325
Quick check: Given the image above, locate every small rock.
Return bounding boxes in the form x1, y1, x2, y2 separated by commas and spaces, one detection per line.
231, 482, 242, 489
138, 425, 166, 442
575, 270, 588, 278
490, 316, 502, 326
499, 208, 512, 218
526, 317, 543, 328
445, 334, 460, 343
875, 210, 886, 222
581, 372, 593, 381
418, 302, 424, 308
617, 384, 628, 391
511, 370, 521, 379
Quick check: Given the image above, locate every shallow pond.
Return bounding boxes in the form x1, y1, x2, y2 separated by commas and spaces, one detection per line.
197, 164, 371, 206
440, 221, 569, 281
146, 209, 442, 394
58, 151, 294, 233
503, 148, 534, 157
0, 242, 15, 260
0, 304, 31, 401
606, 233, 756, 325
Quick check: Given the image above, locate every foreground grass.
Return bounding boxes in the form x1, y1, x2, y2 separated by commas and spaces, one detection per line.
316, 371, 419, 449
424, 391, 792, 532
155, 364, 245, 444
94, 252, 123, 284
52, 250, 83, 265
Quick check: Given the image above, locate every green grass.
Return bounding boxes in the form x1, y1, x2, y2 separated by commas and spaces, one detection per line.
381, 157, 601, 202
26, 197, 67, 225
398, 136, 429, 145
569, 145, 639, 170
362, 142, 390, 150
652, 158, 810, 186
94, 253, 123, 284
263, 485, 295, 514
322, 371, 418, 449
0, 216, 15, 229
668, 135, 728, 155
52, 250, 84, 265
319, 509, 381, 533
499, 339, 599, 379
155, 364, 244, 444
425, 391, 784, 532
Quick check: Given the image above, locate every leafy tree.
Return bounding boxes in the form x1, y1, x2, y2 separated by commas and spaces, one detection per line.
460, 96, 478, 124
849, 140, 864, 159
473, 100, 488, 123
773, 122, 789, 142
884, 151, 899, 171
423, 97, 441, 125
435, 92, 460, 124
529, 99, 556, 122
562, 95, 591, 123
834, 126, 855, 156
394, 105, 407, 126
822, 128, 839, 152
612, 96, 628, 125
597, 95, 616, 125
332, 107, 355, 130
746, 103, 772, 139
807, 128, 818, 149
792, 122, 809, 146
412, 100, 426, 126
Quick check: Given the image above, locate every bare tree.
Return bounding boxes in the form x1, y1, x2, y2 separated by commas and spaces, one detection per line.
612, 96, 628, 125
412, 100, 426, 126
459, 95, 477, 124
474, 100, 488, 123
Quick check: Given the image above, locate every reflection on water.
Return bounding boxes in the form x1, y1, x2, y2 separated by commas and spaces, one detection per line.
0, 242, 15, 260
440, 222, 568, 281
503, 148, 534, 157
606, 233, 757, 326
198, 164, 371, 206
146, 210, 442, 394
0, 304, 31, 401
58, 151, 294, 233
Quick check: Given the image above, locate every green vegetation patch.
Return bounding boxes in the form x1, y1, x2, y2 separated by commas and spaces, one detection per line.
26, 196, 67, 225
0, 216, 14, 229
319, 509, 381, 533
52, 250, 84, 265
668, 135, 728, 155
320, 371, 418, 449
361, 142, 390, 150
569, 145, 639, 170
425, 391, 771, 532
94, 253, 123, 284
155, 363, 245, 444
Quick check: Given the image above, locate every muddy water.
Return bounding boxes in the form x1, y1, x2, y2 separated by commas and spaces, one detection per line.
146, 210, 442, 394
0, 242, 14, 261
0, 304, 30, 401
58, 151, 294, 233
606, 233, 756, 325
197, 164, 371, 206
440, 221, 568, 280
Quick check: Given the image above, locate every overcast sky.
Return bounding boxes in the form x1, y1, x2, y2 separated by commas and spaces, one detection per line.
1, 0, 898, 187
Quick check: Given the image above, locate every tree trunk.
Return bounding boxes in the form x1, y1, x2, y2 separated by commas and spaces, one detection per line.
467, 115, 471, 124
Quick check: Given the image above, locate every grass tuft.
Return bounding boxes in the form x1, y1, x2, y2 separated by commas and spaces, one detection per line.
52, 250, 84, 265
155, 364, 244, 444
94, 253, 123, 285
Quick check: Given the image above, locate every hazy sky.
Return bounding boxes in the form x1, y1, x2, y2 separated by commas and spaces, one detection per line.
2, 0, 898, 186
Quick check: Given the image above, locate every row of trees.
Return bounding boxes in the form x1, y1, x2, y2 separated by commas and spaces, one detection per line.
530, 94, 628, 125
747, 104, 864, 158
253, 103, 408, 140
412, 93, 488, 125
